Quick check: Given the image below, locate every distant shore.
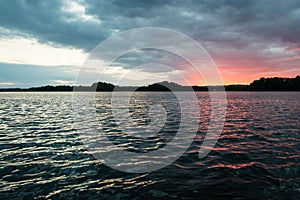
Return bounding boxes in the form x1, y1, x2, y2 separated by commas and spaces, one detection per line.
1, 76, 299, 92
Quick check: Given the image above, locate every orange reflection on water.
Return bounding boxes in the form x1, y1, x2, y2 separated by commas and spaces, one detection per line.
208, 162, 258, 170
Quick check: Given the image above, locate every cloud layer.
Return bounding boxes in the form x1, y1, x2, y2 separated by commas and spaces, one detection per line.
0, 0, 299, 86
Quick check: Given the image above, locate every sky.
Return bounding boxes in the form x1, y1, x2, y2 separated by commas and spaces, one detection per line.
0, 0, 300, 87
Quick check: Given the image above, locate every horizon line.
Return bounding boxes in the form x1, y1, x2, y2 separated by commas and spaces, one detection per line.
0, 75, 299, 90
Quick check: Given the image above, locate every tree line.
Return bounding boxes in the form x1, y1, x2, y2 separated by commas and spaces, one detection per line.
249, 76, 300, 91
0, 76, 299, 92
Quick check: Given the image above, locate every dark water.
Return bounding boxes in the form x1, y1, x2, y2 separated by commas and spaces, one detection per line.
0, 92, 299, 199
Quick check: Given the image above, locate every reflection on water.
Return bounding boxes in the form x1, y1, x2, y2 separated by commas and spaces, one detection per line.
0, 92, 299, 199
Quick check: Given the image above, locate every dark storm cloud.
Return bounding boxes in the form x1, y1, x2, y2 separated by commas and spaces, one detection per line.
0, 0, 109, 50
0, 0, 299, 52
86, 0, 300, 44
110, 49, 189, 73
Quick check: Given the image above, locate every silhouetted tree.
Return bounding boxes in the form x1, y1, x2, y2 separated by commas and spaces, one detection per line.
91, 82, 115, 91
250, 76, 300, 91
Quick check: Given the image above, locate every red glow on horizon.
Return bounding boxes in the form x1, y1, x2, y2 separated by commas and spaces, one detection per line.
182, 65, 300, 86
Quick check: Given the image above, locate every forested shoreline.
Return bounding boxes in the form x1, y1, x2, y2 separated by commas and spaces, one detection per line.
1, 76, 299, 92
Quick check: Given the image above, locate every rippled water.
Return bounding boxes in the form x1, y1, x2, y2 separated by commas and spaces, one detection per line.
0, 92, 299, 199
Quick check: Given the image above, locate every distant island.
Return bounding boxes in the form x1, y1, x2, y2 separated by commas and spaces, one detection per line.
0, 76, 299, 92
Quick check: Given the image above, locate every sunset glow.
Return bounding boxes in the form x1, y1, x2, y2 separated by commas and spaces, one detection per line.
0, 1, 299, 87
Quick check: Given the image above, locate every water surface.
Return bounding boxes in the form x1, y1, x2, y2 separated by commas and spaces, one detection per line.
0, 92, 299, 199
